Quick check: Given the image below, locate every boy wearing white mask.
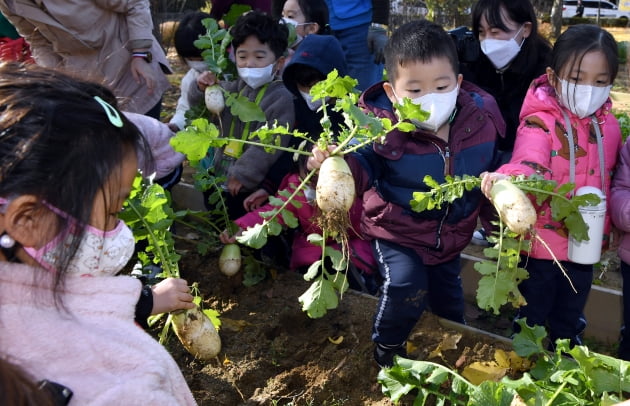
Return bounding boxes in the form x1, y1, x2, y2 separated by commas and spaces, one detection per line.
192, 11, 295, 219
308, 19, 505, 367
481, 24, 621, 348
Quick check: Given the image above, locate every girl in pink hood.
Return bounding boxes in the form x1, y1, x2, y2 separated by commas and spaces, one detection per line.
0, 63, 195, 405
481, 24, 621, 347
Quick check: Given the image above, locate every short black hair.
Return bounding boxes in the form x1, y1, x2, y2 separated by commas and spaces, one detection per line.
384, 20, 459, 84
174, 11, 212, 59
230, 11, 289, 59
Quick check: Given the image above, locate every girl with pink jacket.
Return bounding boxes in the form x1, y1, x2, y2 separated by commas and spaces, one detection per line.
481, 25, 621, 346
0, 64, 195, 405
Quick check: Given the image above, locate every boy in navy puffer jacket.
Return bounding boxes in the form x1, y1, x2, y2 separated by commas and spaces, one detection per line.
309, 19, 505, 367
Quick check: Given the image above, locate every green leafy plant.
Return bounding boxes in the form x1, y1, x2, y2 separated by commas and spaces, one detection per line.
614, 110, 630, 143
410, 174, 600, 314
120, 175, 221, 352
378, 319, 630, 405
171, 70, 428, 318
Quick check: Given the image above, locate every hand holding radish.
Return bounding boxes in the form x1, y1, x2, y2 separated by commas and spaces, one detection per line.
226, 176, 243, 196
307, 145, 336, 171
196, 71, 218, 92
243, 188, 270, 211
151, 278, 195, 315
219, 228, 242, 244
480, 172, 509, 200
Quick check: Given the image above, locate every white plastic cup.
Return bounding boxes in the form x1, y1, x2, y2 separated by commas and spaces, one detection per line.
567, 186, 606, 265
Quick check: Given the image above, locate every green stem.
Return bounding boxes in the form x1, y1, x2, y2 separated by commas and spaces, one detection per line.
127, 199, 179, 279
219, 138, 313, 156
174, 216, 223, 235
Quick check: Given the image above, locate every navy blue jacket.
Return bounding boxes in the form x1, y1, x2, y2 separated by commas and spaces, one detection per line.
350, 80, 505, 265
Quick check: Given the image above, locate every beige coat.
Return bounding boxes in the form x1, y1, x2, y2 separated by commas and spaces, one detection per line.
0, 0, 171, 114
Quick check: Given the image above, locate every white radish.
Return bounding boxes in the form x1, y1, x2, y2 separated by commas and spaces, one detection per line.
171, 306, 221, 360
316, 156, 355, 213
219, 243, 241, 276
490, 179, 537, 236
205, 84, 224, 115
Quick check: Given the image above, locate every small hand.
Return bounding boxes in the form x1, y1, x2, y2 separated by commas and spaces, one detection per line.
480, 172, 508, 200
219, 227, 243, 244
367, 25, 388, 65
130, 57, 156, 95
151, 278, 195, 315
167, 123, 180, 132
227, 176, 243, 196
196, 71, 218, 92
243, 188, 269, 211
307, 145, 336, 171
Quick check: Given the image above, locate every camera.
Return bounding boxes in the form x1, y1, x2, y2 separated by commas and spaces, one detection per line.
448, 26, 480, 64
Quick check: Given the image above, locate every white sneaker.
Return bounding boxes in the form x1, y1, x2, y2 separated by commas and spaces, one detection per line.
471, 228, 490, 246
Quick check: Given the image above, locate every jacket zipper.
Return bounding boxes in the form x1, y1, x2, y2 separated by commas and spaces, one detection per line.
429, 141, 452, 249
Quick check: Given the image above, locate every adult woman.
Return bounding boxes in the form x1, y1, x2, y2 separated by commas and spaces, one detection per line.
0, 0, 171, 117
470, 0, 552, 245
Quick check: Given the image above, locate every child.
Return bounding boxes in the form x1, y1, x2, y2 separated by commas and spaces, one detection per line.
481, 24, 621, 347
221, 35, 377, 290
0, 62, 195, 404
190, 11, 295, 219
608, 142, 630, 361
168, 11, 212, 132
308, 20, 505, 367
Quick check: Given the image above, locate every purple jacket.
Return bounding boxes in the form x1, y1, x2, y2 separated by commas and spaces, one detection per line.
350, 80, 505, 265
610, 139, 630, 264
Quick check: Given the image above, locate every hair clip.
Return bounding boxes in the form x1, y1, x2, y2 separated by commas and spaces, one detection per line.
93, 96, 123, 128
0, 233, 15, 249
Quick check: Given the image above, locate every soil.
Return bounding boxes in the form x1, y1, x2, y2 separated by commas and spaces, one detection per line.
163, 242, 515, 406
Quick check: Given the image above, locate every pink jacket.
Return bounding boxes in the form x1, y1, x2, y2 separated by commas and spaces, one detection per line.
236, 173, 376, 273
497, 74, 621, 261
125, 112, 185, 179
610, 140, 630, 265
0, 263, 196, 405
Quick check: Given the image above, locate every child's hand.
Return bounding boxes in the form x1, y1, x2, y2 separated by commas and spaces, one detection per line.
243, 188, 269, 211
196, 71, 218, 92
167, 123, 180, 132
220, 228, 243, 244
226, 176, 243, 196
307, 145, 337, 171
150, 278, 195, 315
480, 172, 508, 200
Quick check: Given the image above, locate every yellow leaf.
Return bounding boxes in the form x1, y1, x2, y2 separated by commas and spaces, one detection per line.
461, 361, 507, 385
223, 355, 231, 365
429, 333, 462, 359
494, 349, 532, 372
406, 341, 418, 354
328, 335, 344, 345
221, 318, 249, 332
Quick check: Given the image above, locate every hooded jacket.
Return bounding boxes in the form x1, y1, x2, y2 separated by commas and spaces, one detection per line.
0, 263, 196, 405
611, 140, 630, 265
497, 74, 621, 261
350, 80, 505, 265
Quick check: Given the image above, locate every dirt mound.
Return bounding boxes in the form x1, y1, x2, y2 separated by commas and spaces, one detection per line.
160, 246, 513, 405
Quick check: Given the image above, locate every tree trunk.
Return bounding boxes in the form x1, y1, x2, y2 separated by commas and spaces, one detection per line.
550, 0, 563, 39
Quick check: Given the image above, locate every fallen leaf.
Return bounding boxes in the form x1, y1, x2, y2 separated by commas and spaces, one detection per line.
429, 333, 462, 359
220, 318, 250, 332
223, 355, 232, 366
461, 361, 507, 385
328, 336, 344, 345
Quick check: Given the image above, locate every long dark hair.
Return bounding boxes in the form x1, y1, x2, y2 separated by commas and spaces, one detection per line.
472, 0, 551, 74
0, 62, 145, 285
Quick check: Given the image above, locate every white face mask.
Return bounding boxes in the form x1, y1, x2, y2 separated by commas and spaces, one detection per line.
24, 219, 135, 276
299, 89, 329, 111
238, 64, 275, 89
186, 59, 207, 73
282, 17, 305, 47
557, 78, 611, 119
396, 86, 459, 133
480, 26, 524, 70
